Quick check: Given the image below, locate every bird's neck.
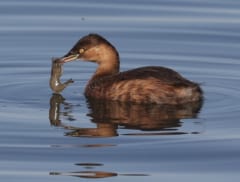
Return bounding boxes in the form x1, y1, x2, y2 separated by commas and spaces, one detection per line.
84, 46, 119, 96
92, 50, 120, 80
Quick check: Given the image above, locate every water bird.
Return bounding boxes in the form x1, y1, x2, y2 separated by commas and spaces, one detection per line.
60, 33, 203, 104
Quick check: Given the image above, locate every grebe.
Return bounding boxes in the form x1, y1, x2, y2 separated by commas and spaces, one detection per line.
60, 34, 203, 104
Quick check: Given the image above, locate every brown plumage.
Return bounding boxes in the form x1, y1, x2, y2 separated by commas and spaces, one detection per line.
60, 33, 203, 104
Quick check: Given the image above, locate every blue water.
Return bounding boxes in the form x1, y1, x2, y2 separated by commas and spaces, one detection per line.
1, 0, 240, 181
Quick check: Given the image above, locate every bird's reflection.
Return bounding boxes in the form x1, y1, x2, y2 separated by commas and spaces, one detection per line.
50, 170, 149, 178
49, 94, 203, 137
50, 170, 118, 178
50, 163, 149, 179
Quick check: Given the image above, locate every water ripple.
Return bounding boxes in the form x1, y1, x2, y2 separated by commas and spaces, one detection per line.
1, 1, 240, 181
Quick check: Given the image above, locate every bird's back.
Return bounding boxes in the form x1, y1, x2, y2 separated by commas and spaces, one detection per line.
85, 66, 202, 104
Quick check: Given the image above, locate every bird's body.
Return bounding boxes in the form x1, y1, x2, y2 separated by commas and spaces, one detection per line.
85, 66, 201, 104
60, 34, 203, 104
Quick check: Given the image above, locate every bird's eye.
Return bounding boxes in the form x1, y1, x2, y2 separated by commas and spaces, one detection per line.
79, 48, 85, 54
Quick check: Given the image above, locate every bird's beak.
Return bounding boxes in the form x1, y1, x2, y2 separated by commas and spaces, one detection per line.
60, 54, 79, 63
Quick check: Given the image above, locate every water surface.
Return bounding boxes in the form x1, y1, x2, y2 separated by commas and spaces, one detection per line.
1, 0, 240, 181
